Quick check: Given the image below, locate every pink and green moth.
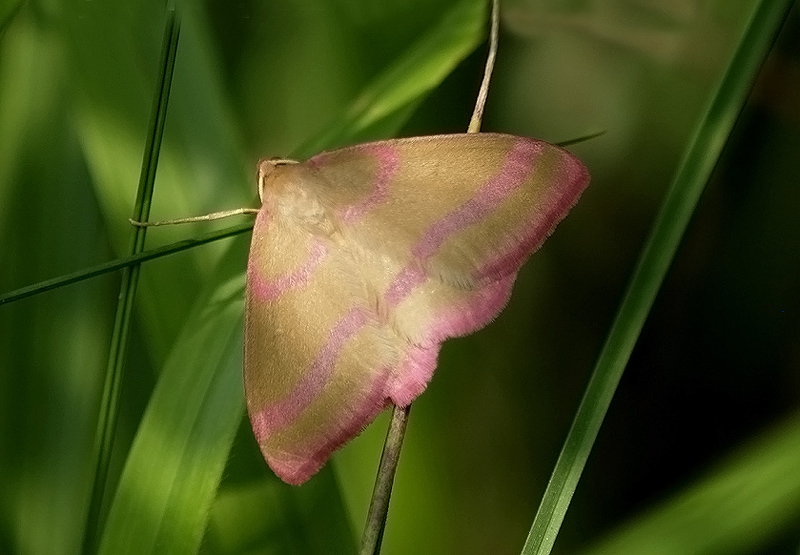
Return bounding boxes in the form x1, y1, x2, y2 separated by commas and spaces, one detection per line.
244, 132, 589, 484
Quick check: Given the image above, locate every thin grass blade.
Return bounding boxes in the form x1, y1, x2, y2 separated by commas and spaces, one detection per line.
520, 1, 795, 553
80, 9, 180, 555
0, 0, 23, 36
0, 222, 252, 306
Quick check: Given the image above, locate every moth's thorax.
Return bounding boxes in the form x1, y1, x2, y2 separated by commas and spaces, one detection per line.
256, 158, 337, 236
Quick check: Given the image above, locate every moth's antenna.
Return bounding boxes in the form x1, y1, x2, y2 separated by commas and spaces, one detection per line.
467, 0, 500, 134
129, 207, 259, 227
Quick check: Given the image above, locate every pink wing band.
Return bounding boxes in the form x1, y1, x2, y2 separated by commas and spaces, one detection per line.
250, 306, 371, 441
413, 139, 542, 259
385, 138, 540, 307
341, 145, 399, 223
383, 264, 427, 308
307, 144, 401, 224
474, 156, 589, 281
388, 345, 440, 406
248, 238, 328, 302
266, 367, 393, 485
386, 275, 515, 407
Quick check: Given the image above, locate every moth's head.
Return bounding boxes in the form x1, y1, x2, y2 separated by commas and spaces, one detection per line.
256, 157, 299, 203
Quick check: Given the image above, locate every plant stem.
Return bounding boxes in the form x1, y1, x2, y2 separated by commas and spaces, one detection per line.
360, 404, 411, 555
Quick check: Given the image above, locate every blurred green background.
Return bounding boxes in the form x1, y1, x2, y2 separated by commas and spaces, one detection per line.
1, 0, 799, 554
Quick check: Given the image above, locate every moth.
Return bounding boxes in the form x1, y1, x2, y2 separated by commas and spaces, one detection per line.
244, 132, 589, 484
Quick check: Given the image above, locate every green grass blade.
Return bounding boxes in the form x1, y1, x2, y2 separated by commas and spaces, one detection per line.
80, 9, 181, 555
296, 0, 488, 157
97, 240, 248, 555
0, 222, 252, 306
0, 0, 23, 36
520, 1, 795, 553
578, 412, 800, 555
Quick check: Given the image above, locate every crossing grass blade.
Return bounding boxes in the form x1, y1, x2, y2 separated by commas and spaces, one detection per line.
0, 222, 252, 306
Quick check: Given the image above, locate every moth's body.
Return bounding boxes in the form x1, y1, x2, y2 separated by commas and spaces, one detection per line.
244, 133, 589, 484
